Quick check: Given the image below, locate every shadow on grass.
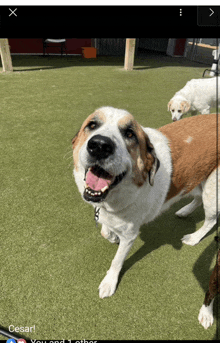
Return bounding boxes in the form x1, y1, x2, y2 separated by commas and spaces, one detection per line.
116, 196, 219, 339
7, 51, 209, 73
118, 199, 201, 280
119, 198, 217, 284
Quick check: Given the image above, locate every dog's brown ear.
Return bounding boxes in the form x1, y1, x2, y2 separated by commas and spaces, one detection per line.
167, 100, 172, 111
146, 138, 160, 186
181, 100, 191, 113
127, 121, 160, 187
72, 131, 79, 149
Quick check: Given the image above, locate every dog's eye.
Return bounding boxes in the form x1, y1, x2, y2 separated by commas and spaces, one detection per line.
178, 110, 181, 113
125, 128, 136, 139
87, 121, 97, 130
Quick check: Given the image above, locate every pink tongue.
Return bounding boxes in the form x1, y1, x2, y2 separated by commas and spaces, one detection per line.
86, 170, 112, 191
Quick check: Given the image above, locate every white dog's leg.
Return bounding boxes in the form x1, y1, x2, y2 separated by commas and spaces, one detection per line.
99, 235, 137, 298
182, 169, 219, 246
175, 197, 202, 217
101, 224, 119, 244
198, 300, 214, 329
182, 217, 217, 246
200, 107, 210, 114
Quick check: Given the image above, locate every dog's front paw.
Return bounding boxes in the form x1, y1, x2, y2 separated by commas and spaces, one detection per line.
181, 233, 199, 246
175, 208, 188, 217
198, 304, 214, 329
98, 273, 118, 299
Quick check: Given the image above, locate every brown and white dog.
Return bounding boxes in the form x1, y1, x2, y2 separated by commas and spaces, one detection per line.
198, 236, 220, 329
72, 107, 220, 299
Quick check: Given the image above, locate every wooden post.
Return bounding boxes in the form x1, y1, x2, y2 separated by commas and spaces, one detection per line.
124, 38, 136, 71
91, 38, 96, 47
0, 39, 13, 72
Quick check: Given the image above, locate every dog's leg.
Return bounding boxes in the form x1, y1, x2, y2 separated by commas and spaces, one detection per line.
198, 254, 218, 329
175, 197, 202, 217
99, 234, 137, 298
199, 249, 220, 329
101, 224, 120, 244
182, 217, 217, 246
182, 169, 219, 246
198, 298, 215, 329
200, 107, 210, 115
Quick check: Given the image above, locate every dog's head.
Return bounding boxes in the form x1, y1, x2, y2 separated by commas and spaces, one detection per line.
168, 98, 191, 121
72, 107, 160, 205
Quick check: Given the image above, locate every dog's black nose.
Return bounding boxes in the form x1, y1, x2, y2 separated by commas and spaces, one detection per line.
87, 134, 115, 160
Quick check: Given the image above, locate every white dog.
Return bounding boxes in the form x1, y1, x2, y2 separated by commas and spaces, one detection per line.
72, 107, 219, 299
168, 77, 220, 121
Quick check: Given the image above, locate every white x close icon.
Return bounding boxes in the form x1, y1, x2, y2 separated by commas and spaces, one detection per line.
9, 8, 17, 17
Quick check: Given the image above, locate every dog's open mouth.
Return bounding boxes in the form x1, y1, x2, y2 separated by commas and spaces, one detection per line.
83, 165, 126, 202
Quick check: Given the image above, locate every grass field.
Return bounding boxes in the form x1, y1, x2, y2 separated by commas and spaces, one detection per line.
0, 53, 219, 340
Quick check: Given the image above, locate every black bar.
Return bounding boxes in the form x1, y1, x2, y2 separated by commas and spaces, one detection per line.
0, 6, 218, 37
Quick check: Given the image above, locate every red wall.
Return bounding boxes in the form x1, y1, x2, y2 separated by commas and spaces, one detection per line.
8, 39, 92, 54
173, 39, 187, 56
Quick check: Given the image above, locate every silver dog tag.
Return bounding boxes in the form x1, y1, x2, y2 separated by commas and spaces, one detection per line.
94, 207, 100, 227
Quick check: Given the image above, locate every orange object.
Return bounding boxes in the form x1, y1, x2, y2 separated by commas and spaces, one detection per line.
82, 47, 97, 58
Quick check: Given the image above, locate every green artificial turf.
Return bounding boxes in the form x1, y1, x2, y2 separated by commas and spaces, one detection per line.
0, 53, 219, 340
